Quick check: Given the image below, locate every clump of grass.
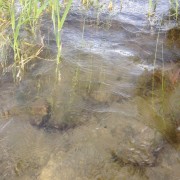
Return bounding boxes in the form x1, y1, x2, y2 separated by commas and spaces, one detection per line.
81, 0, 106, 12
148, 0, 179, 19
49, 0, 72, 81
148, 0, 158, 17
0, 0, 72, 82
169, 0, 179, 20
81, 0, 98, 8
8, 0, 49, 80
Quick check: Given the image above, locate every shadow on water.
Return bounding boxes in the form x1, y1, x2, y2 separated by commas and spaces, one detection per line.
0, 0, 180, 179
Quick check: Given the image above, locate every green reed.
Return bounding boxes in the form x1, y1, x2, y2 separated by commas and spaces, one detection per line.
0, 0, 179, 81
0, 0, 72, 81
49, 0, 72, 79
148, 0, 158, 16
170, 0, 179, 20
8, 0, 49, 80
148, 0, 179, 19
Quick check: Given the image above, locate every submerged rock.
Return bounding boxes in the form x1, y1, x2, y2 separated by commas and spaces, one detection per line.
146, 143, 180, 180
135, 69, 173, 97
111, 126, 163, 171
77, 81, 126, 105
135, 65, 180, 146
38, 102, 165, 179
166, 27, 180, 50
165, 83, 180, 145
105, 109, 164, 174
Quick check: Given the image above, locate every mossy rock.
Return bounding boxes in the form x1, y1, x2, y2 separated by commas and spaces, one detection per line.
166, 27, 180, 49
110, 119, 164, 176
135, 69, 173, 97
76, 81, 124, 104
135, 96, 180, 146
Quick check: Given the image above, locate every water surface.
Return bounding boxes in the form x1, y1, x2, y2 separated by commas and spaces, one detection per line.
0, 0, 180, 179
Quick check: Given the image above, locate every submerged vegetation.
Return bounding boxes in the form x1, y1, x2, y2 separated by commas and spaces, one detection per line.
0, 0, 180, 179
0, 0, 180, 150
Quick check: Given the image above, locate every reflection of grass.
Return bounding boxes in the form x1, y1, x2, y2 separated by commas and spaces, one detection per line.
69, 66, 80, 106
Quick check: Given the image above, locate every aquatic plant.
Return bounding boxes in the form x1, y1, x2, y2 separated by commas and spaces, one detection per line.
0, 0, 72, 81
148, 0, 157, 16
49, 0, 72, 81
169, 0, 179, 20
0, 0, 179, 82
148, 0, 179, 19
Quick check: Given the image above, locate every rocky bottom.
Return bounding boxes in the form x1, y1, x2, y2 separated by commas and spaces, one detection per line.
0, 59, 180, 180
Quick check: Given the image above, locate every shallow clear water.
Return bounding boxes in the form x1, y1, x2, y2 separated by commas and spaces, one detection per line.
0, 0, 180, 179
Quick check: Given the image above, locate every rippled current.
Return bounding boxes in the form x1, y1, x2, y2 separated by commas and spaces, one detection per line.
0, 0, 180, 179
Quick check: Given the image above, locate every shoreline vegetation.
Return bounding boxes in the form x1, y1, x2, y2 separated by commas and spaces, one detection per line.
0, 0, 179, 81
0, 0, 72, 82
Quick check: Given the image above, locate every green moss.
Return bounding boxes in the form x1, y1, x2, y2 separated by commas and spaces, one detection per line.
135, 69, 173, 97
